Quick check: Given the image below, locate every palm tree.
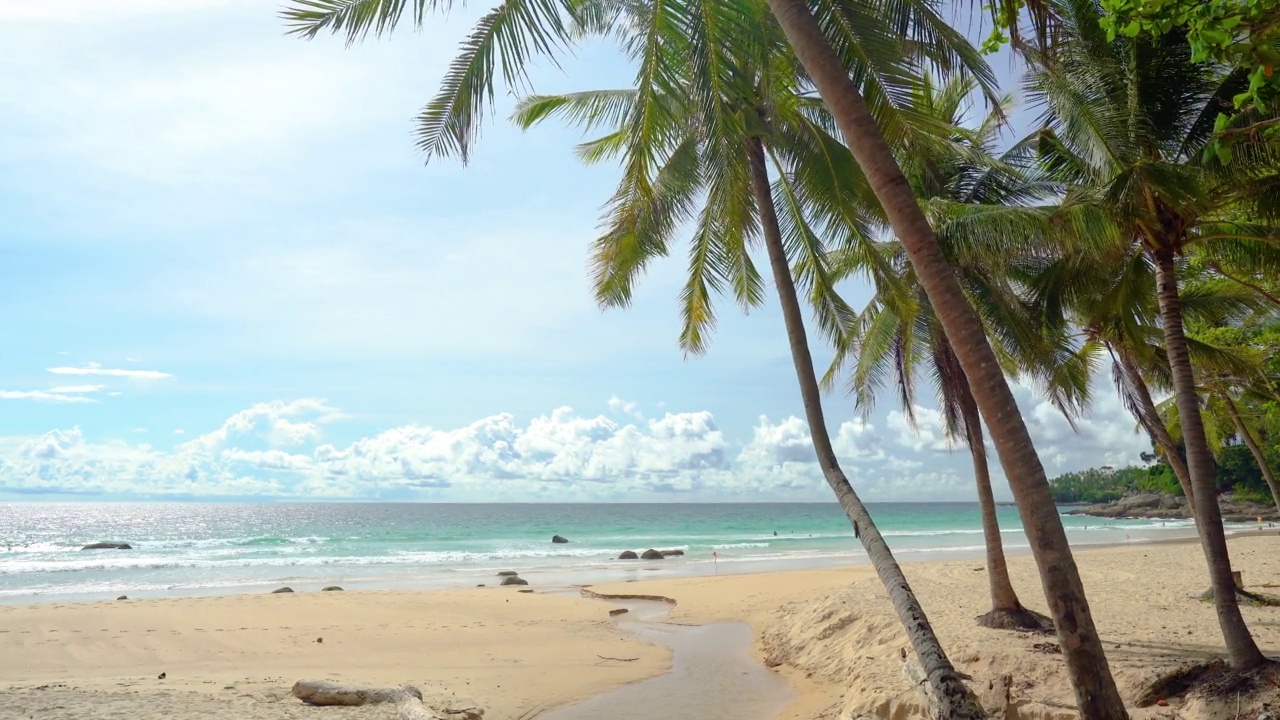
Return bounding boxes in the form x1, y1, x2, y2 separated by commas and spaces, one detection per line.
1028, 249, 1269, 510
1158, 318, 1280, 514
828, 74, 1070, 632
283, 0, 1131, 713
509, 5, 991, 713
758, 0, 1130, 713
1026, 0, 1280, 669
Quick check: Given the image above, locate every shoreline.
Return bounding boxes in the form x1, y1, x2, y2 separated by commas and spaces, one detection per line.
5, 521, 1258, 608
4, 532, 1279, 719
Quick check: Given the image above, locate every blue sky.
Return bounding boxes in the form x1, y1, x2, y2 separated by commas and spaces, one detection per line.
0, 0, 1151, 501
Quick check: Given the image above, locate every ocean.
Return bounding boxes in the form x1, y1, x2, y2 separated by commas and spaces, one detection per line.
0, 502, 1214, 604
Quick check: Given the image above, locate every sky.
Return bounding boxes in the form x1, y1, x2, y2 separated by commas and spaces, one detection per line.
0, 0, 1153, 502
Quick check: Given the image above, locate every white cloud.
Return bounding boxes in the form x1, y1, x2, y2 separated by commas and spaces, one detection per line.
0, 390, 97, 404
179, 399, 344, 455
47, 362, 172, 380
607, 395, 644, 420
49, 385, 105, 394
886, 405, 956, 452
0, 380, 1155, 501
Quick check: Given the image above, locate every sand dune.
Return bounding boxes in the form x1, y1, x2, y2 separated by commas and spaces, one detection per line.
3, 536, 1279, 719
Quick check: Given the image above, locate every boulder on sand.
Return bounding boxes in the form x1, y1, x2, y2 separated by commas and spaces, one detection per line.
640, 549, 664, 560
82, 542, 132, 550
271, 586, 294, 594
617, 551, 639, 560
501, 576, 529, 586
321, 586, 343, 592
496, 570, 519, 577
658, 549, 684, 557
552, 535, 569, 544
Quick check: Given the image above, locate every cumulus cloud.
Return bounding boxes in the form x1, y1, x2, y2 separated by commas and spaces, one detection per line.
0, 386, 1154, 501
886, 405, 956, 452
607, 395, 644, 420
47, 362, 172, 380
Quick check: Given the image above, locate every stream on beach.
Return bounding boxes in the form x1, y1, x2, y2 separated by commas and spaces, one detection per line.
540, 598, 795, 720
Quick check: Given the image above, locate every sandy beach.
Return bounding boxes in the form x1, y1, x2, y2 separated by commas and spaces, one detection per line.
3, 535, 1279, 719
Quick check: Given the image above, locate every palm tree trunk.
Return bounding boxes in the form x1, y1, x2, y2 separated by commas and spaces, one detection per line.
1116, 349, 1195, 508
1222, 394, 1280, 515
762, 0, 1129, 715
746, 137, 983, 719
1152, 247, 1265, 669
956, 381, 1021, 611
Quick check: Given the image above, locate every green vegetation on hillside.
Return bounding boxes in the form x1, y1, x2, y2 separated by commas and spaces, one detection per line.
1049, 465, 1181, 504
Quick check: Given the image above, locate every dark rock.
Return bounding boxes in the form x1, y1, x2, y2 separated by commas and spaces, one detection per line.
321, 586, 343, 592
501, 576, 529, 586
158, 672, 166, 680
609, 608, 629, 617
552, 535, 569, 544
116, 595, 128, 601
271, 586, 294, 594
476, 584, 486, 587
496, 571, 519, 577
617, 551, 639, 560
517, 589, 534, 594
82, 543, 132, 550
658, 549, 684, 557
640, 549, 663, 560
316, 637, 323, 643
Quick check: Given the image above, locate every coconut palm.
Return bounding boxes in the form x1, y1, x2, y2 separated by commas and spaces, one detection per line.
758, 0, 1130, 712
284, 0, 1131, 713
826, 74, 1077, 632
1027, 249, 1271, 509
508, 4, 992, 712
1025, 0, 1280, 669
1158, 319, 1280, 513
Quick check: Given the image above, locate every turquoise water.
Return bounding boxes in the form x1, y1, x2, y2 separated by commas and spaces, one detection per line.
0, 502, 1210, 603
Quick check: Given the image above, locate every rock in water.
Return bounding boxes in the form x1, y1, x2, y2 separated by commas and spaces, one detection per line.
552, 535, 569, 544
617, 551, 639, 560
116, 595, 128, 601
496, 571, 519, 577
640, 549, 664, 560
82, 542, 132, 550
500, 576, 529, 586
659, 549, 684, 557
321, 586, 343, 592
271, 586, 294, 594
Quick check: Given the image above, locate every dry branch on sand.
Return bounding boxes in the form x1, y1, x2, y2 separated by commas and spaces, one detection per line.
292, 680, 484, 720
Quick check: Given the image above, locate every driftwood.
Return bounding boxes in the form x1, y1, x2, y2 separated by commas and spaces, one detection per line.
292, 680, 483, 720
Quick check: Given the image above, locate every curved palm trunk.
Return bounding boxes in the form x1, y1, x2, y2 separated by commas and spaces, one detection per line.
746, 138, 983, 719
956, 381, 1022, 612
1152, 247, 1265, 669
1116, 350, 1195, 508
1222, 395, 1280, 515
762, 0, 1129, 715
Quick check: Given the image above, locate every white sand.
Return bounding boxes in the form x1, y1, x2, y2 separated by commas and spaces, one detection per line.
3, 536, 1279, 719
